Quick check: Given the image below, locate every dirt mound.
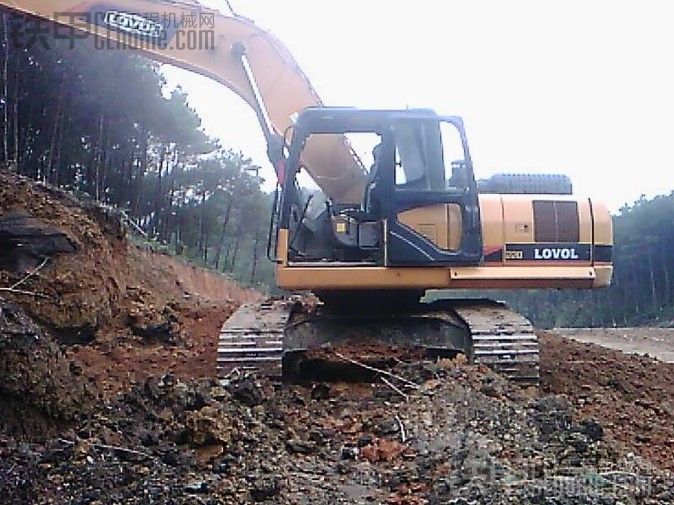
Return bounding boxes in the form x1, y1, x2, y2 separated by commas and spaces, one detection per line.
0, 169, 257, 345
1, 355, 672, 504
540, 331, 674, 473
0, 169, 259, 397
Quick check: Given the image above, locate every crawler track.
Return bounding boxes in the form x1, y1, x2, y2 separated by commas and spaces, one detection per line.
453, 300, 539, 385
217, 298, 539, 386
216, 300, 287, 377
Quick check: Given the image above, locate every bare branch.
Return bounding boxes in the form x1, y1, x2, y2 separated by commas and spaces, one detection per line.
10, 257, 50, 290
120, 210, 148, 238
381, 376, 409, 402
0, 287, 50, 299
334, 352, 420, 390
94, 443, 152, 460
395, 415, 407, 443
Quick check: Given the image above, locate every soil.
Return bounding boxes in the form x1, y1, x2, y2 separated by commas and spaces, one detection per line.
1, 169, 673, 503
0, 170, 258, 397
0, 170, 258, 346
555, 328, 674, 363
540, 331, 674, 473
2, 324, 673, 504
66, 301, 237, 398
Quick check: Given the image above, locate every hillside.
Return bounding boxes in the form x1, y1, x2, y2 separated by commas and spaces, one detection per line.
0, 169, 258, 398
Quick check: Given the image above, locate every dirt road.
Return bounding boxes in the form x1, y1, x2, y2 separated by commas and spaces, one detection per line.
554, 328, 674, 363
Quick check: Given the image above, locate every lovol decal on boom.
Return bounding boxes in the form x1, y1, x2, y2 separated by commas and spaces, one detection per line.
102, 10, 164, 38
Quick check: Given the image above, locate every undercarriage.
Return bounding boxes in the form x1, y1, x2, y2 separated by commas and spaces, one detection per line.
217, 295, 540, 387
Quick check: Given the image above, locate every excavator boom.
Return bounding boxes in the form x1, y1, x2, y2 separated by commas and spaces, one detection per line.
0, 0, 367, 203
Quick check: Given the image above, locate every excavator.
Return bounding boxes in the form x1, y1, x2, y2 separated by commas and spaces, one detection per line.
1, 0, 613, 385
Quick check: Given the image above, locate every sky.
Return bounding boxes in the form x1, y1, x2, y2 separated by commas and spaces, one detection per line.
163, 0, 674, 212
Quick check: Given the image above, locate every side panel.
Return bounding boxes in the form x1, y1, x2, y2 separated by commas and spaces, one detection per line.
502, 197, 535, 247
478, 196, 504, 263
480, 194, 597, 267
590, 200, 614, 287
397, 204, 463, 251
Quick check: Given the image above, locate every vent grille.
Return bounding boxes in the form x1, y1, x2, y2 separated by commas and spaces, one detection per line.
533, 201, 579, 242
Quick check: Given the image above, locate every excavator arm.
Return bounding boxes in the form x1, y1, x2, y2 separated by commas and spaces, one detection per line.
0, 0, 367, 203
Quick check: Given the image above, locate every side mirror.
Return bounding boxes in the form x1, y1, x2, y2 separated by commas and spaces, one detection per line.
266, 133, 287, 184
450, 160, 469, 187
266, 133, 285, 166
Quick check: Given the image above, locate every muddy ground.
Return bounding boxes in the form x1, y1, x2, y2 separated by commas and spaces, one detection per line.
1, 170, 674, 503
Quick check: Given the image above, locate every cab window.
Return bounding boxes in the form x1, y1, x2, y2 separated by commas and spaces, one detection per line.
393, 119, 468, 191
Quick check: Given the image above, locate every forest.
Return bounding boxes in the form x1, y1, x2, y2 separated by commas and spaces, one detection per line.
0, 11, 275, 286
1, 10, 672, 327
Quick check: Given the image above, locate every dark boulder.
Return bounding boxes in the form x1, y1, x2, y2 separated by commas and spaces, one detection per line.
0, 212, 76, 273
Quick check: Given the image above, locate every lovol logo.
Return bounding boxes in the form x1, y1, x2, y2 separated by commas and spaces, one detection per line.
534, 247, 579, 260
103, 11, 164, 38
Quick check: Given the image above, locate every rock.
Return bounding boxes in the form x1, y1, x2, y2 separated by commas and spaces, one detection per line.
250, 477, 281, 502
229, 379, 263, 407
184, 406, 232, 447
0, 298, 93, 437
308, 430, 324, 444
183, 481, 208, 494
138, 429, 159, 447
579, 419, 604, 442
360, 438, 406, 463
357, 435, 373, 448
196, 444, 224, 465
340, 445, 359, 460
311, 383, 331, 401
0, 212, 76, 272
213, 460, 231, 474
530, 396, 573, 441
130, 305, 181, 344
286, 439, 315, 455
375, 418, 400, 436
161, 450, 179, 467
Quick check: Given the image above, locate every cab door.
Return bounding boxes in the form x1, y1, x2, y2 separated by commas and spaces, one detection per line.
384, 116, 483, 266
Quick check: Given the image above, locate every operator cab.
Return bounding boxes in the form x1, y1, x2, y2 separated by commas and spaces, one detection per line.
274, 108, 483, 267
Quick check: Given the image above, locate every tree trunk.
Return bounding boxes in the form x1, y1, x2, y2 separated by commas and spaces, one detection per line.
249, 225, 262, 284
154, 143, 166, 237
648, 249, 657, 312
47, 77, 65, 183
1, 13, 8, 163
198, 189, 208, 261
229, 218, 244, 271
53, 113, 65, 186
213, 197, 234, 270
12, 62, 19, 171
660, 240, 670, 306
93, 112, 106, 200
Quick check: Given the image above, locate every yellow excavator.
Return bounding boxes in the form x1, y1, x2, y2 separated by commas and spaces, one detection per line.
1, 0, 613, 385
